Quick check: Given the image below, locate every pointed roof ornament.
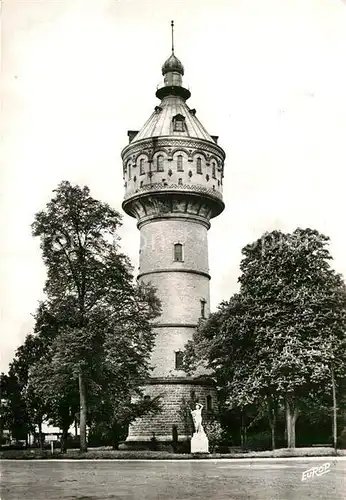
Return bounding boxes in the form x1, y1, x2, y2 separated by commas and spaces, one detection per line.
156, 21, 190, 100
171, 20, 174, 54
162, 20, 184, 76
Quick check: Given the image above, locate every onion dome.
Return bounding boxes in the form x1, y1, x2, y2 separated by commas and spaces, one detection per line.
162, 53, 184, 76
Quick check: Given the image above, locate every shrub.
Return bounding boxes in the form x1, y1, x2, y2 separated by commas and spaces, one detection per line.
246, 431, 271, 451
338, 427, 346, 449
203, 420, 223, 452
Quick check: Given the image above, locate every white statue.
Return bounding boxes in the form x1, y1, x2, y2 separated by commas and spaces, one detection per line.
190, 402, 209, 453
190, 403, 203, 433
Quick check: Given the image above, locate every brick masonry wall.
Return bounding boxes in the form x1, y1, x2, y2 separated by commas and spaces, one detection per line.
125, 173, 218, 445
139, 218, 211, 376
127, 382, 218, 442
142, 273, 210, 326
139, 218, 209, 275
149, 325, 195, 377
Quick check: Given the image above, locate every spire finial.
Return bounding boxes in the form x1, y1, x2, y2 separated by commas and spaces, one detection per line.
171, 20, 174, 54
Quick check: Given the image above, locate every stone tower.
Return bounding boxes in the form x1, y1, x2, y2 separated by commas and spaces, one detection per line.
121, 25, 226, 448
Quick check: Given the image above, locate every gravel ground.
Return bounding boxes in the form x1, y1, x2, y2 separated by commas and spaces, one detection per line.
1, 458, 346, 500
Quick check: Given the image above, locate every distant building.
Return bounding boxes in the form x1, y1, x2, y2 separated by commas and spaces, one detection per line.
121, 24, 226, 449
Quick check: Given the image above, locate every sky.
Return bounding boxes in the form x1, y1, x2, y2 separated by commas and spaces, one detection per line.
1, 0, 346, 372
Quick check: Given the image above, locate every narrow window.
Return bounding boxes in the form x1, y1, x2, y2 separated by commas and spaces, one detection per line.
140, 181, 143, 188
177, 155, 183, 172
190, 390, 196, 400
174, 243, 183, 262
157, 155, 164, 172
140, 158, 145, 175
200, 299, 206, 318
128, 164, 132, 180
178, 178, 183, 185
174, 120, 184, 132
196, 157, 202, 174
206, 395, 212, 411
173, 116, 185, 132
212, 162, 216, 179
175, 351, 184, 370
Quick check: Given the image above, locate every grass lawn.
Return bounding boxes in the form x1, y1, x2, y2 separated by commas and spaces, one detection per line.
1, 446, 345, 460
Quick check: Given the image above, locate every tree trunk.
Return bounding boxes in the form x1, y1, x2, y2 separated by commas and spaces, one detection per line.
78, 372, 87, 452
267, 396, 277, 450
331, 365, 337, 452
270, 418, 276, 451
286, 398, 298, 448
60, 427, 68, 453
38, 421, 43, 452
240, 410, 247, 450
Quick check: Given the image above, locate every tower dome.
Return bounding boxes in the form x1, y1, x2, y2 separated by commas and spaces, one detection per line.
162, 53, 184, 76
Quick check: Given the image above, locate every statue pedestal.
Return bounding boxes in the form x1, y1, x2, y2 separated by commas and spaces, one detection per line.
190, 430, 209, 454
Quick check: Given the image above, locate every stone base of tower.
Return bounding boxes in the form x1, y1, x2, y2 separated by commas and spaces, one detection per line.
119, 377, 217, 452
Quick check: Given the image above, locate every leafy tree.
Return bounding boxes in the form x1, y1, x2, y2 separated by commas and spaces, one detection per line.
31, 181, 161, 451
90, 396, 162, 449
185, 229, 346, 449
8, 330, 53, 449
0, 372, 30, 443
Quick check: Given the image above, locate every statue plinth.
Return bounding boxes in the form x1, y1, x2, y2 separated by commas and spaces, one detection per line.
190, 429, 209, 454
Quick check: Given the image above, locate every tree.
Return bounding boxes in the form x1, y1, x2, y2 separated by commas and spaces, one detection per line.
239, 229, 346, 447
89, 396, 161, 449
8, 330, 52, 449
185, 229, 346, 449
31, 181, 161, 451
0, 372, 30, 443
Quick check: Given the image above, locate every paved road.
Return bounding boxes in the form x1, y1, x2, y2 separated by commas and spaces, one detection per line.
1, 458, 345, 499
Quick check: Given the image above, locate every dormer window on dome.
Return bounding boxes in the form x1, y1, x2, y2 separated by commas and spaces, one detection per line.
173, 114, 185, 132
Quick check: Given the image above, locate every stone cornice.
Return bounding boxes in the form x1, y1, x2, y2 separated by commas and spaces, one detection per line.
121, 135, 226, 162
150, 323, 197, 328
137, 214, 211, 230
138, 268, 211, 280
123, 182, 223, 201
145, 376, 216, 386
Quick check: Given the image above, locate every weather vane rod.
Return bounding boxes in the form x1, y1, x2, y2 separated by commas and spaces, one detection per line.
171, 20, 174, 53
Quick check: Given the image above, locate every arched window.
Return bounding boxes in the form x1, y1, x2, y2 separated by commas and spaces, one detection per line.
174, 243, 183, 262
128, 163, 132, 180
178, 178, 183, 185
140, 158, 145, 175
177, 155, 183, 172
157, 155, 164, 172
212, 162, 216, 179
196, 157, 202, 174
